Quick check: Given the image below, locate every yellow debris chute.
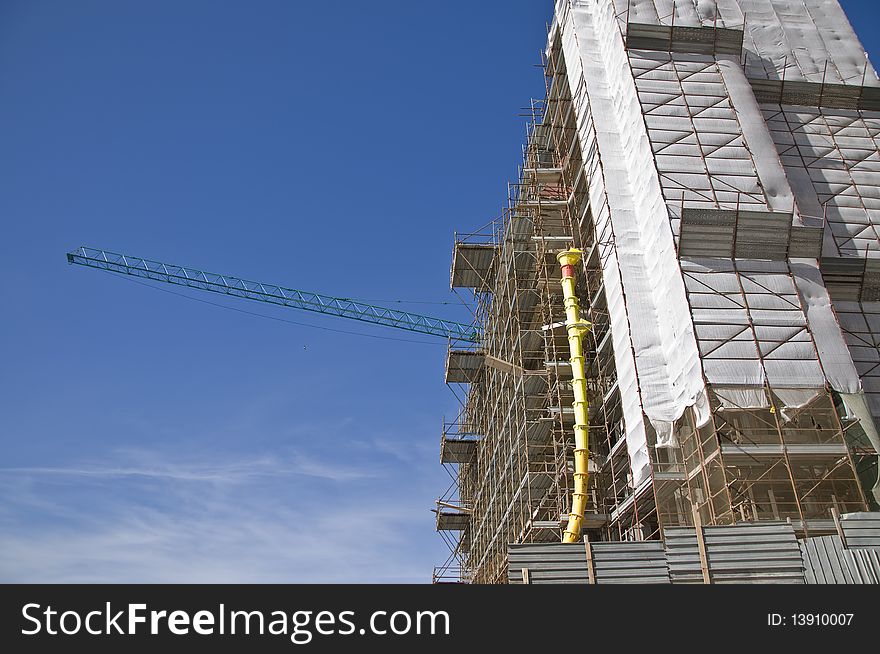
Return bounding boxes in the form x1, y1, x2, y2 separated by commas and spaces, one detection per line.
557, 248, 591, 544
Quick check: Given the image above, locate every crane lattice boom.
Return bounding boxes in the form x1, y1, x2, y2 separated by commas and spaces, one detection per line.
67, 247, 480, 343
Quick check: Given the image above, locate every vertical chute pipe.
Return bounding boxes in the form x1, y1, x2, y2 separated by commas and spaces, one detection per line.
557, 248, 591, 543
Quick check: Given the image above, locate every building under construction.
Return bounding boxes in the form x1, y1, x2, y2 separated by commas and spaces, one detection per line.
434, 0, 880, 584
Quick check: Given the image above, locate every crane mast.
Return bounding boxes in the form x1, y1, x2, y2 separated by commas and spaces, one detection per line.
67, 247, 480, 343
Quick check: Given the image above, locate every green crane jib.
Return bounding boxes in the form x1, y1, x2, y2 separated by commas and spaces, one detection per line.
67, 247, 481, 343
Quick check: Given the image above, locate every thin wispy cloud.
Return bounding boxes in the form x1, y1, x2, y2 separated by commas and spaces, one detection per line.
0, 493, 431, 583
0, 451, 378, 484
0, 444, 441, 583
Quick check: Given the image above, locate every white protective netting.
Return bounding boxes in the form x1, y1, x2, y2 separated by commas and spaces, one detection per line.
560, 0, 708, 484
765, 106, 880, 258
610, 0, 880, 87
557, 0, 878, 485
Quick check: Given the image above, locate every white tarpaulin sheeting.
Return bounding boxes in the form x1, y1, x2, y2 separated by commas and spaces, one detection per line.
610, 0, 880, 86
556, 0, 879, 482
563, 0, 707, 479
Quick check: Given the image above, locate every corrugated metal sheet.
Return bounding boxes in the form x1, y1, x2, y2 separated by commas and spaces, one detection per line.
590, 541, 669, 584
801, 536, 852, 584
663, 528, 704, 584
841, 512, 880, 549
846, 549, 880, 584
669, 523, 805, 584
788, 226, 824, 258
800, 535, 880, 584
734, 211, 792, 260
507, 541, 670, 585
609, 522, 806, 584
862, 259, 880, 301
507, 516, 880, 584
507, 543, 588, 585
820, 257, 866, 302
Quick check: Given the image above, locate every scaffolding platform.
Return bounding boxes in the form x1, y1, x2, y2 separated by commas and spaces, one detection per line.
441, 435, 478, 464
821, 256, 880, 302
719, 443, 849, 463
677, 208, 823, 260
451, 241, 497, 289
445, 349, 484, 384
436, 510, 470, 531
558, 513, 610, 530
545, 359, 572, 376
523, 167, 564, 185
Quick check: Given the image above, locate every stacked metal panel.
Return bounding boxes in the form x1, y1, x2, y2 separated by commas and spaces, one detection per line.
665, 523, 806, 583
508, 541, 670, 584
507, 543, 591, 584
840, 511, 880, 548
590, 541, 671, 583
509, 516, 880, 584
662, 528, 704, 583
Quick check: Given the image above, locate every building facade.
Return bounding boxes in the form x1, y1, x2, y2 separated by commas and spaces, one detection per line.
435, 0, 880, 584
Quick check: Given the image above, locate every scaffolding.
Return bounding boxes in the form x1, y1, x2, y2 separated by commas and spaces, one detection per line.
434, 32, 631, 584
434, 0, 878, 583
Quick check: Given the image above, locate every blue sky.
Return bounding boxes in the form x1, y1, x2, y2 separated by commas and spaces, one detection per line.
0, 0, 552, 583
0, 1, 877, 583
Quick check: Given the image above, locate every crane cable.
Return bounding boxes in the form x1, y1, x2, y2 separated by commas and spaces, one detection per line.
105, 272, 445, 346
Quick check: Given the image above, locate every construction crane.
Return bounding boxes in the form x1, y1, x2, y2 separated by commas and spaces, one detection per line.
66, 246, 480, 343
67, 246, 592, 544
